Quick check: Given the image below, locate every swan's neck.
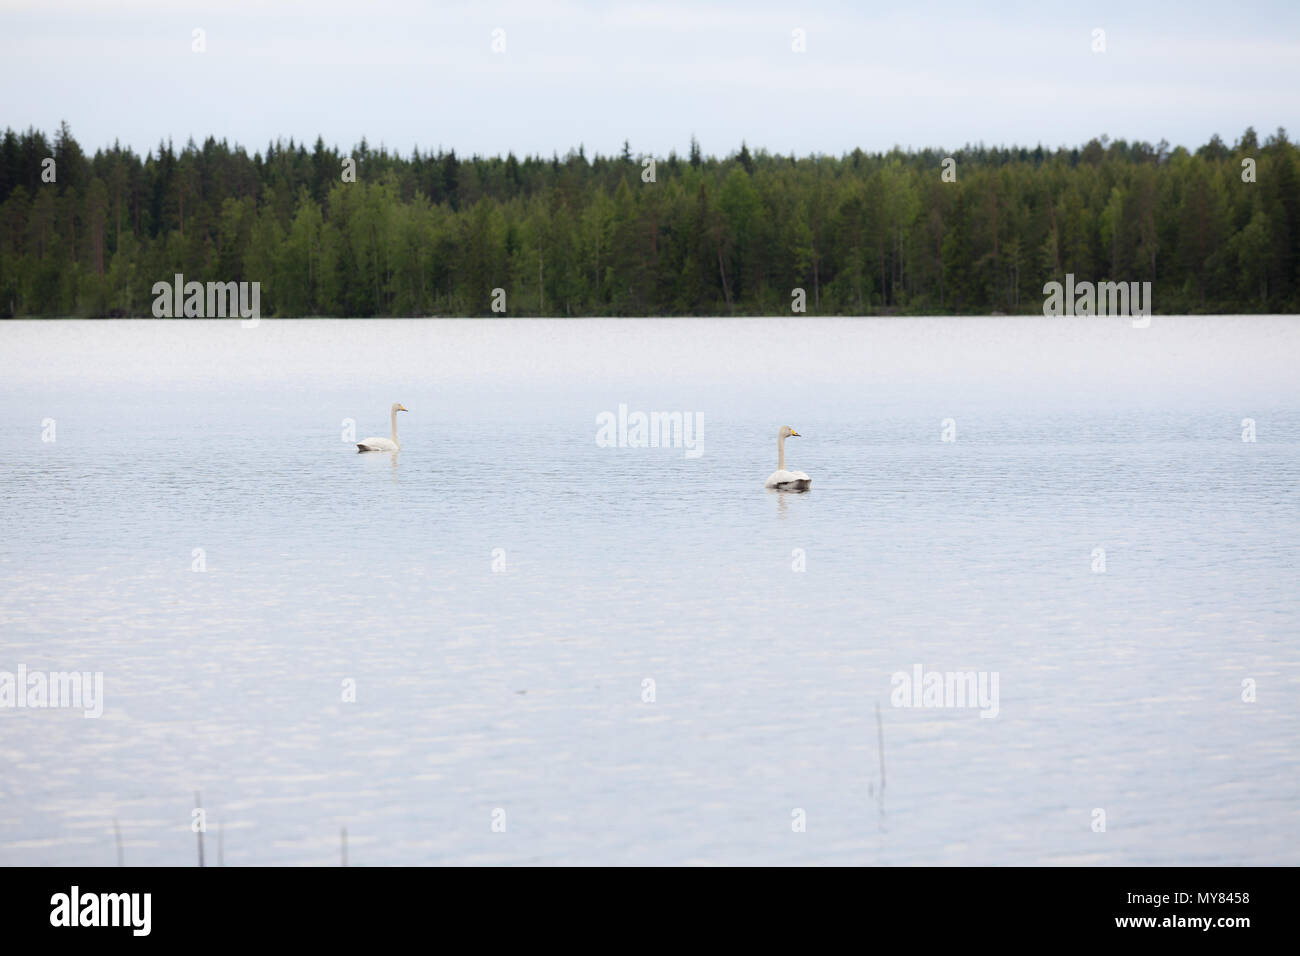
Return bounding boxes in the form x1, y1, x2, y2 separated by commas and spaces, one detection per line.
390, 408, 399, 443
778, 433, 786, 472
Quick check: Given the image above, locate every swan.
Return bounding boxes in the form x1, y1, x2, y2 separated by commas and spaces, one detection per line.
357, 403, 407, 452
765, 426, 811, 491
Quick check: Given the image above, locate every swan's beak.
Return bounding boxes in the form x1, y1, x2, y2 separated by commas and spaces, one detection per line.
790, 430, 801, 437
397, 405, 408, 412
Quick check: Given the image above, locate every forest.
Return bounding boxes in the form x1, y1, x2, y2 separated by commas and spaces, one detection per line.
1, 123, 1297, 317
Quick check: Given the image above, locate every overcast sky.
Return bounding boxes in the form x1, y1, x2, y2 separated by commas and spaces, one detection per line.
3, 0, 1297, 159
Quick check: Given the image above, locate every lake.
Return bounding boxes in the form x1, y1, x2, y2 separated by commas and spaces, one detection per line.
1, 316, 1297, 865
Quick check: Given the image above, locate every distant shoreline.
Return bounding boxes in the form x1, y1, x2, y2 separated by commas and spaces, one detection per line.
4, 125, 1297, 319
4, 312, 1298, 320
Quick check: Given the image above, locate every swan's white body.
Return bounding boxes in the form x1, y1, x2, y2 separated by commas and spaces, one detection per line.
357, 403, 407, 452
765, 426, 811, 491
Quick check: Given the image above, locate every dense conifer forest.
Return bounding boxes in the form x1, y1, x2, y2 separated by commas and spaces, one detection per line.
1, 123, 1297, 316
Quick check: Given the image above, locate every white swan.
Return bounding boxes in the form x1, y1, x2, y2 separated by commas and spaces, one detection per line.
765, 425, 811, 491
357, 403, 407, 452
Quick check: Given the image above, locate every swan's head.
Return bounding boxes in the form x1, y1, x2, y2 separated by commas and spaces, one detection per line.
392, 403, 408, 413
779, 425, 800, 439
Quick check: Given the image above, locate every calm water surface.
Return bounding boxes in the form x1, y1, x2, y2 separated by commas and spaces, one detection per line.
1, 317, 1297, 865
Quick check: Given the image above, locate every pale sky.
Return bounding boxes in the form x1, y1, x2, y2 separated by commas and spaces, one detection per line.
2, 0, 1297, 159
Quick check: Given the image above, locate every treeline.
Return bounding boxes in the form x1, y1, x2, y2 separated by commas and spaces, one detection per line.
1, 122, 1298, 316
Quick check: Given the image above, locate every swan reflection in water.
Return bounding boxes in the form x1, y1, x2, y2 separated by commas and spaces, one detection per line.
771, 489, 790, 518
